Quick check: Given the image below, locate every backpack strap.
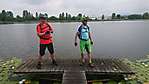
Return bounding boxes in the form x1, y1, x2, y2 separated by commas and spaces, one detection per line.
86, 25, 90, 31
78, 25, 90, 40
39, 23, 52, 33
38, 23, 52, 40
46, 23, 53, 33
79, 25, 90, 33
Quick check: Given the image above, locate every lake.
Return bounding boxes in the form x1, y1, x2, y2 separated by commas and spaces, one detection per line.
0, 21, 149, 59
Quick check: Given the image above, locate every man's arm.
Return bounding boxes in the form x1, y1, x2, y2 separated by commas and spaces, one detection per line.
89, 32, 93, 45
74, 32, 79, 46
36, 25, 46, 37
37, 32, 45, 37
75, 26, 81, 46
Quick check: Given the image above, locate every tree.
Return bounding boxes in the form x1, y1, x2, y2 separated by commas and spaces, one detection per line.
102, 14, 104, 20
71, 16, 76, 21
117, 14, 121, 19
143, 12, 149, 19
128, 14, 142, 19
62, 12, 65, 20
22, 10, 35, 21
6, 11, 14, 21
36, 12, 38, 20
1, 10, 7, 21
49, 16, 58, 20
59, 13, 62, 20
112, 13, 116, 19
23, 10, 28, 19
0, 13, 2, 21
68, 14, 71, 20
16, 15, 23, 22
66, 13, 68, 20
0, 10, 14, 21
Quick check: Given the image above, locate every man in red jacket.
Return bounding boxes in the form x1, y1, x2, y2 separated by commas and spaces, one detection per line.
36, 16, 57, 69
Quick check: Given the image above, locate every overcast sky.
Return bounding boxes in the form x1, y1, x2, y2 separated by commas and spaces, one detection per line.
0, 0, 149, 17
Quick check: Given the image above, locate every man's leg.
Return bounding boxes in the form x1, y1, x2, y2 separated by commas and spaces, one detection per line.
38, 55, 42, 64
80, 40, 85, 65
86, 40, 94, 67
87, 52, 92, 64
37, 44, 46, 69
81, 53, 85, 63
86, 45, 92, 64
87, 52, 94, 67
47, 43, 57, 65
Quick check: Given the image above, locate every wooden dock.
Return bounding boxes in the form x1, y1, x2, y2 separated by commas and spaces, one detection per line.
62, 71, 87, 84
15, 58, 135, 84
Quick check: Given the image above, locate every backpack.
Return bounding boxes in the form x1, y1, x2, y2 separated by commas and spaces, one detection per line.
78, 25, 90, 40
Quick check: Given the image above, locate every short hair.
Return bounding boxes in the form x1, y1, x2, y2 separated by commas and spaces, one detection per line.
82, 19, 88, 22
39, 16, 46, 20
81, 18, 88, 22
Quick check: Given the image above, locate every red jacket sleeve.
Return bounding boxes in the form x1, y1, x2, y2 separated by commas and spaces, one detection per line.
36, 24, 41, 34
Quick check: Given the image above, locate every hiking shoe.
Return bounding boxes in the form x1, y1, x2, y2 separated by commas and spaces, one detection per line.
52, 60, 58, 66
88, 63, 95, 68
36, 62, 42, 69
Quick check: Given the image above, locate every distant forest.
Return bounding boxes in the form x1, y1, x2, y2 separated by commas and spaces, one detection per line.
0, 10, 149, 22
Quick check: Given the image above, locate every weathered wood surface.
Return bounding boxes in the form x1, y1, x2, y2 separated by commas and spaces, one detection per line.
15, 57, 135, 84
15, 58, 135, 75
62, 71, 87, 84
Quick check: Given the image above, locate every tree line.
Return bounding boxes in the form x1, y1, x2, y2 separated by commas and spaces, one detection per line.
0, 10, 149, 22
110, 12, 149, 20
0, 10, 89, 22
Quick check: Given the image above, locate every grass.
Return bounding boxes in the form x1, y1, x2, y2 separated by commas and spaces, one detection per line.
123, 56, 149, 83
0, 57, 22, 84
1, 56, 149, 84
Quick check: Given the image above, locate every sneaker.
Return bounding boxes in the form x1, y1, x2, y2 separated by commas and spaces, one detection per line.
52, 60, 58, 66
36, 62, 41, 69
88, 63, 95, 68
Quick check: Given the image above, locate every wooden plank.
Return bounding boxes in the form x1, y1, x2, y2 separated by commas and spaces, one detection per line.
15, 58, 135, 75
116, 59, 134, 74
112, 59, 127, 73
62, 71, 87, 84
15, 58, 33, 73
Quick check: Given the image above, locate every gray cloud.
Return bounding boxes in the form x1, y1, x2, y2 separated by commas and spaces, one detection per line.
22, 0, 49, 5
0, 0, 149, 16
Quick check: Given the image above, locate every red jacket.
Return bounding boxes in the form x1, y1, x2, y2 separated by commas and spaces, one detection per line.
36, 22, 53, 44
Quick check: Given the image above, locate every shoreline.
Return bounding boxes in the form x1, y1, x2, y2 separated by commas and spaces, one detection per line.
0, 19, 149, 24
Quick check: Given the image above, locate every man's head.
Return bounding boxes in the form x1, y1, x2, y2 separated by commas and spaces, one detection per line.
39, 16, 46, 23
82, 19, 88, 26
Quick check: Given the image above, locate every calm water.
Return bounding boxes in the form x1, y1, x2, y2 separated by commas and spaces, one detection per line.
0, 21, 149, 59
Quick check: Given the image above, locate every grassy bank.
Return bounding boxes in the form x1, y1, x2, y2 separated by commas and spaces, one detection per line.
0, 57, 149, 84
123, 56, 149, 83
0, 57, 21, 84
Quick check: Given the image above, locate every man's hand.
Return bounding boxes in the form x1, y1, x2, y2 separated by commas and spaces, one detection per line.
91, 41, 93, 45
38, 32, 46, 36
74, 42, 78, 46
45, 31, 50, 34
